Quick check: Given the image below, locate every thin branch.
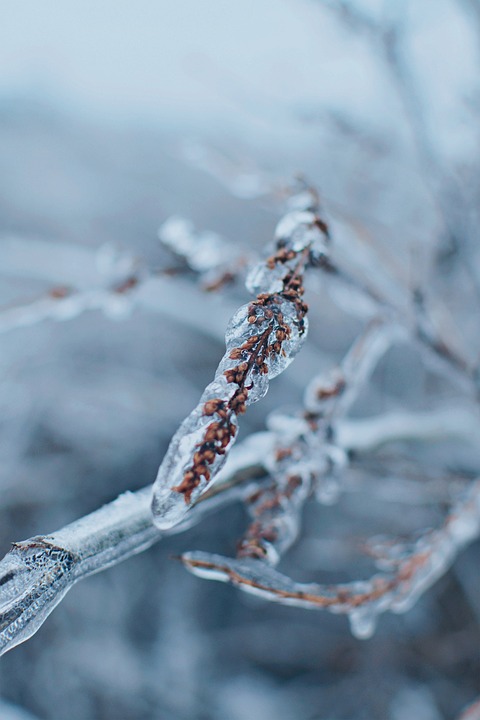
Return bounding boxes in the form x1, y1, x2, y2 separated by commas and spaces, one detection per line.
0, 237, 241, 342
0, 399, 476, 657
181, 479, 480, 638
322, 259, 475, 394
158, 215, 249, 291
151, 189, 330, 529
0, 458, 263, 658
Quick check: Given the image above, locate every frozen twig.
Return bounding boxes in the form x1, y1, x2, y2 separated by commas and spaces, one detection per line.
0, 397, 476, 657
304, 317, 402, 425
261, 317, 400, 508
322, 255, 474, 394
0, 459, 261, 658
182, 316, 477, 588
158, 215, 248, 291
338, 406, 480, 452
182, 479, 480, 638
151, 191, 330, 529
237, 473, 311, 565
0, 237, 243, 343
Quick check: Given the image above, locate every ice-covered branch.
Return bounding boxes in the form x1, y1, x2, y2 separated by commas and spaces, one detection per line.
237, 473, 311, 565
151, 192, 330, 529
304, 317, 402, 425
0, 458, 261, 658
182, 479, 480, 638
0, 397, 476, 658
338, 406, 480, 452
260, 317, 399, 507
322, 257, 474, 394
158, 215, 248, 290
0, 237, 242, 343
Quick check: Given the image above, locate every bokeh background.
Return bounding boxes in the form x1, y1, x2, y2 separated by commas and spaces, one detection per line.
0, 1, 479, 718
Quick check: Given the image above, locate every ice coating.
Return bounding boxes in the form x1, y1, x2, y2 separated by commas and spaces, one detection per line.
181, 480, 480, 636
152, 294, 307, 529
0, 539, 77, 656
152, 197, 323, 530
158, 216, 231, 273
275, 211, 329, 262
238, 472, 312, 564
245, 261, 289, 295
304, 319, 401, 421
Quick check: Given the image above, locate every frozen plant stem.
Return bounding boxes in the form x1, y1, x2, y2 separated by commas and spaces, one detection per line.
151, 195, 329, 529
0, 405, 477, 656
0, 466, 256, 657
182, 479, 480, 639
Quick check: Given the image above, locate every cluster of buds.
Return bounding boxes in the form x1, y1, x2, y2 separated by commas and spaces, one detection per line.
151, 190, 330, 530
237, 473, 307, 564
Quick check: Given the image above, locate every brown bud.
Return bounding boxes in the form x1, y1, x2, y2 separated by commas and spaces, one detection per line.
203, 449, 216, 463
203, 399, 223, 416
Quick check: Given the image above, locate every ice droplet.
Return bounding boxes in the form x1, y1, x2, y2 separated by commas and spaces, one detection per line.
102, 293, 133, 319
159, 216, 231, 272
349, 607, 378, 639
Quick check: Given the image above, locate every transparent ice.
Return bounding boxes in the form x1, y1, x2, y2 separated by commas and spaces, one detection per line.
266, 302, 308, 379
274, 211, 329, 261
224, 303, 269, 350
245, 262, 289, 295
